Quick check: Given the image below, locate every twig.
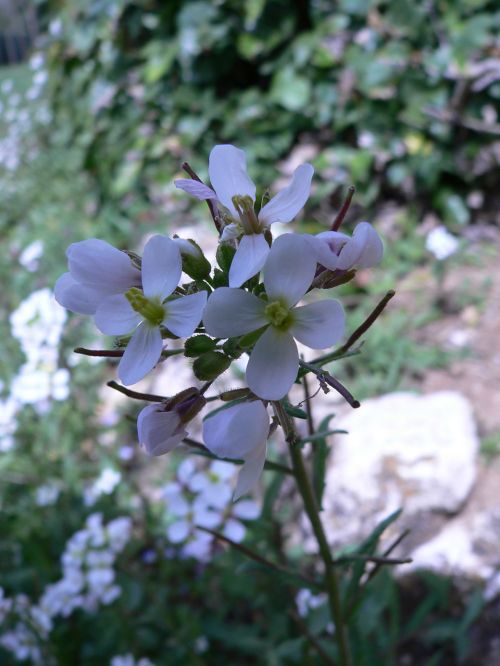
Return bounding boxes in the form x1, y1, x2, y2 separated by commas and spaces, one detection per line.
182, 161, 222, 232
288, 609, 337, 665
106, 381, 165, 402
302, 372, 315, 437
311, 290, 395, 366
334, 554, 412, 566
299, 361, 360, 409
332, 185, 355, 231
74, 347, 123, 357
198, 526, 317, 586
364, 528, 412, 586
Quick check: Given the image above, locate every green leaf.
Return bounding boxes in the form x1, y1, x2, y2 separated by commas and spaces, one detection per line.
271, 66, 311, 112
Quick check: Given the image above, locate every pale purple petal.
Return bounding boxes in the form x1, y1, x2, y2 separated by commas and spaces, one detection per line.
203, 287, 267, 338
263, 233, 317, 307
232, 499, 260, 520
208, 144, 256, 216
345, 222, 384, 269
174, 179, 217, 201
306, 232, 343, 271
94, 294, 141, 335
220, 223, 241, 241
167, 520, 190, 543
137, 405, 186, 456
291, 300, 345, 349
228, 234, 270, 287
67, 239, 140, 292
203, 401, 269, 461
246, 327, 299, 400
54, 272, 103, 315
234, 441, 267, 500
259, 163, 314, 226
118, 323, 163, 385
141, 235, 182, 300
223, 518, 246, 543
163, 291, 207, 338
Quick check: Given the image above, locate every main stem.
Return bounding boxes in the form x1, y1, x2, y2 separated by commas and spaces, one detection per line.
273, 401, 352, 666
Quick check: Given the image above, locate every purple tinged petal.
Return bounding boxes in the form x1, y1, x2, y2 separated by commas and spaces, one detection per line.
54, 273, 103, 315
174, 179, 217, 201
291, 300, 345, 349
208, 144, 256, 216
203, 401, 269, 461
163, 291, 207, 338
203, 287, 267, 338
94, 294, 141, 335
246, 327, 299, 400
67, 238, 140, 292
137, 405, 186, 456
263, 233, 317, 307
228, 234, 270, 287
118, 323, 163, 385
141, 235, 182, 300
258, 163, 314, 226
234, 440, 267, 500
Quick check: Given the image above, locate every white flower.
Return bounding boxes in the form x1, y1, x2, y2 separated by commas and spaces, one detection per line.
137, 404, 187, 456
306, 222, 384, 271
203, 401, 270, 498
203, 233, 345, 399
19, 239, 44, 271
94, 235, 207, 385
175, 144, 314, 287
54, 238, 141, 315
425, 225, 459, 260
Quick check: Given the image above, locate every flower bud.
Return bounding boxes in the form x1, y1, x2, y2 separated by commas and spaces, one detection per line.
184, 334, 217, 357
173, 238, 211, 280
193, 351, 231, 381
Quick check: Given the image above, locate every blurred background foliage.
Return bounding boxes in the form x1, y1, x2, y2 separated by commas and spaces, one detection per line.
0, 0, 498, 664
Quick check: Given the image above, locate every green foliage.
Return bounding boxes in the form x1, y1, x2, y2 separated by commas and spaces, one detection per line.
39, 0, 500, 219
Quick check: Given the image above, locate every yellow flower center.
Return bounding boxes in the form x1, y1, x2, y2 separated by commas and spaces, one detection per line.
265, 300, 293, 331
125, 288, 165, 326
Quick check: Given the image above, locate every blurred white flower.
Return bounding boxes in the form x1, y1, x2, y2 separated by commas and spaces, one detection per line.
19, 240, 44, 272
425, 225, 459, 260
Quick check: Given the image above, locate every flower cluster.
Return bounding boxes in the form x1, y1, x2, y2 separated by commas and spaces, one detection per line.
163, 459, 260, 562
55, 144, 383, 497
0, 514, 132, 664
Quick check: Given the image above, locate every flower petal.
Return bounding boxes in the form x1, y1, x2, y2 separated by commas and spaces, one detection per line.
118, 323, 163, 385
228, 233, 270, 287
137, 405, 186, 456
174, 179, 217, 201
259, 163, 314, 226
94, 294, 141, 335
54, 272, 103, 315
208, 144, 256, 216
246, 327, 299, 400
223, 518, 246, 543
141, 235, 182, 300
203, 287, 267, 338
232, 499, 260, 520
306, 232, 345, 271
67, 239, 140, 292
234, 440, 267, 500
263, 233, 317, 307
163, 291, 207, 338
346, 222, 384, 269
220, 223, 241, 241
167, 520, 190, 543
203, 401, 269, 461
291, 300, 345, 349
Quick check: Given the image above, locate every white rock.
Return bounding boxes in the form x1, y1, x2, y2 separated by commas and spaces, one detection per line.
321, 391, 479, 549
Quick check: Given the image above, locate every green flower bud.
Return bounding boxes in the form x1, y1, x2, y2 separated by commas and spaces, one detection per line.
184, 335, 217, 357
174, 238, 211, 280
193, 351, 231, 381
216, 243, 236, 273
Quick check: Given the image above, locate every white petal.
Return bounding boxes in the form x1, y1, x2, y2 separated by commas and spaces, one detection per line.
174, 179, 217, 201
228, 234, 270, 287
203, 401, 269, 460
259, 163, 314, 226
54, 273, 103, 315
234, 441, 267, 500
141, 235, 182, 300
203, 287, 267, 338
246, 327, 298, 400
305, 233, 342, 271
167, 520, 190, 543
94, 295, 141, 335
163, 291, 207, 338
177, 458, 196, 484
137, 405, 186, 456
232, 499, 260, 520
193, 498, 223, 529
291, 300, 345, 349
348, 222, 384, 269
208, 144, 256, 216
220, 224, 241, 241
67, 239, 140, 292
263, 233, 317, 307
118, 323, 163, 385
223, 518, 246, 543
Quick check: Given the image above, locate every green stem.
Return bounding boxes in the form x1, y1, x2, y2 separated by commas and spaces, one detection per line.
273, 401, 352, 666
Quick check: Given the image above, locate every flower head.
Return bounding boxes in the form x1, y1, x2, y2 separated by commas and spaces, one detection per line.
94, 235, 207, 385
203, 234, 345, 399
307, 222, 383, 272
175, 144, 314, 287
